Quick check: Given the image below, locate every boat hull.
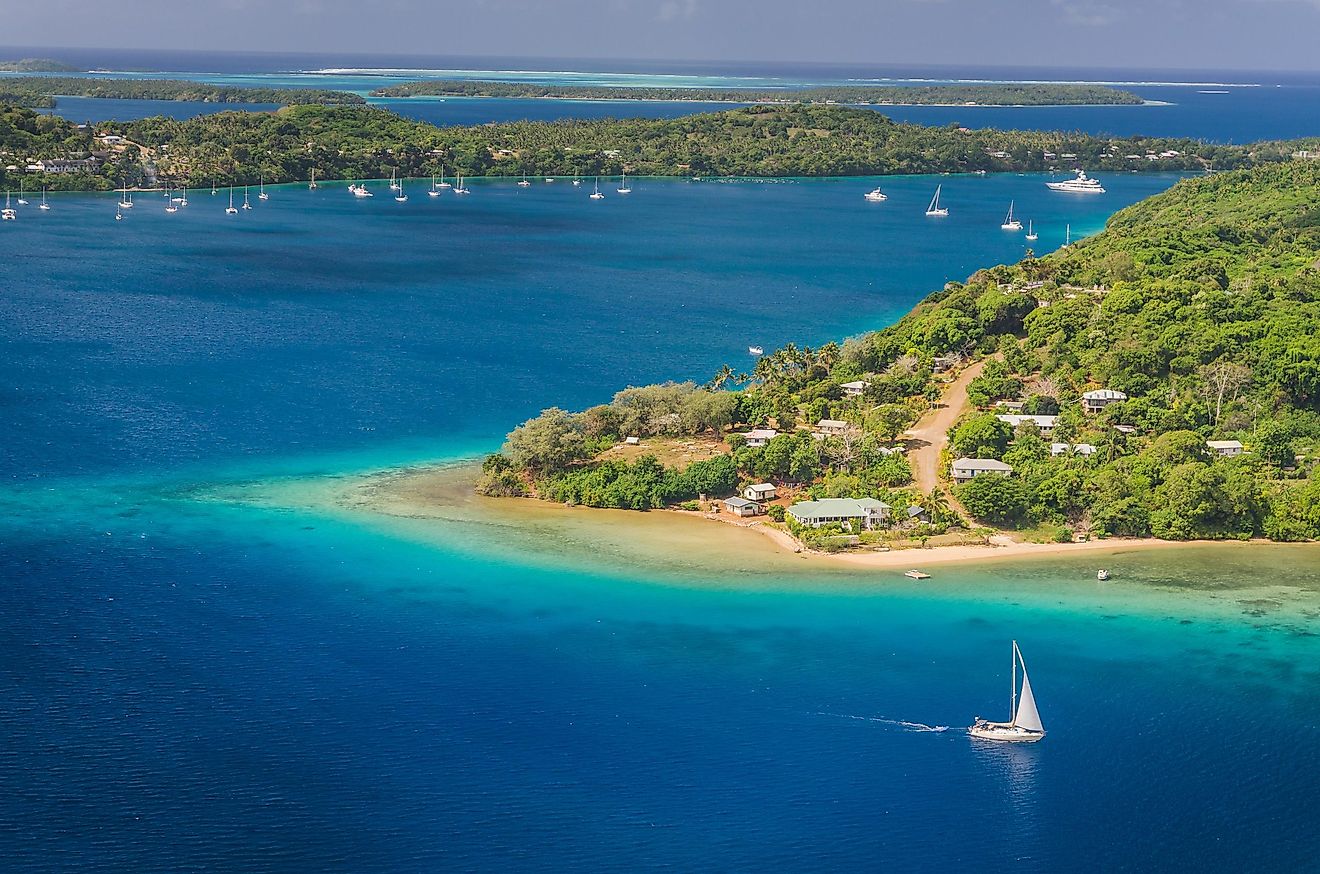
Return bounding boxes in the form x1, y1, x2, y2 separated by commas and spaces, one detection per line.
968, 721, 1045, 743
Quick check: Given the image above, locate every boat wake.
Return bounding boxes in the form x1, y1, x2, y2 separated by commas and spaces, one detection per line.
816, 712, 951, 732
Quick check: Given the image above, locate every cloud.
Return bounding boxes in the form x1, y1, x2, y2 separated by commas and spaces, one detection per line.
656, 0, 697, 22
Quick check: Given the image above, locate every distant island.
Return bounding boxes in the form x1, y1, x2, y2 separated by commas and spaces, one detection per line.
477, 161, 1320, 552
0, 58, 80, 73
0, 77, 365, 110
372, 80, 1146, 107
7, 100, 1315, 193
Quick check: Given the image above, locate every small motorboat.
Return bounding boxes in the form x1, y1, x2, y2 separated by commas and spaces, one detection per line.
748, 346, 764, 356
1097, 569, 1110, 581
904, 570, 931, 580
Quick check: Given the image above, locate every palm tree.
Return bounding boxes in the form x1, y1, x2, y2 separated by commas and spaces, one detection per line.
708, 363, 735, 391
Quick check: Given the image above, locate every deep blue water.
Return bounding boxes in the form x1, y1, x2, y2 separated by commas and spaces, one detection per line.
4, 62, 1320, 869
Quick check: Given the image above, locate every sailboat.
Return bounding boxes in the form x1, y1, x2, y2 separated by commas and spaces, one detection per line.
395, 177, 408, 202
389, 168, 400, 192
225, 187, 239, 215
590, 176, 605, 200
309, 169, 318, 190
165, 185, 178, 213
350, 181, 373, 198
241, 186, 253, 210
428, 174, 441, 197
453, 175, 470, 195
211, 179, 218, 195
17, 181, 28, 206
1, 191, 15, 220
969, 640, 1045, 743
115, 203, 123, 221
517, 173, 531, 188
925, 184, 948, 217
572, 172, 582, 187
617, 171, 631, 195
1000, 200, 1022, 231
178, 187, 189, 207
258, 176, 269, 201
437, 168, 452, 189
119, 182, 133, 210
1024, 220, 1037, 242
39, 187, 51, 210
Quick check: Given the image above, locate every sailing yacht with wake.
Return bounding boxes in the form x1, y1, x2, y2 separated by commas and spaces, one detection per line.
969, 641, 1045, 743
925, 185, 948, 217
1000, 200, 1022, 230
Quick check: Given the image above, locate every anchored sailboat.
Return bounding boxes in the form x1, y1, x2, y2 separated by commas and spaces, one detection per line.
258, 176, 269, 201
925, 184, 948, 217
17, 182, 28, 206
969, 641, 1045, 743
1025, 220, 1037, 241
452, 175, 470, 195
429, 174, 441, 197
517, 172, 531, 188
590, 176, 605, 200
309, 168, 318, 190
437, 168, 452, 189
1000, 200, 1022, 231
617, 171, 631, 195
165, 185, 178, 213
1, 191, 15, 220
39, 187, 51, 211
119, 182, 133, 210
241, 186, 253, 210
225, 187, 239, 215
395, 177, 408, 202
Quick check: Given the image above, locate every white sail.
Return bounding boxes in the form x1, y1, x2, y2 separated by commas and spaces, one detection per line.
1013, 650, 1044, 733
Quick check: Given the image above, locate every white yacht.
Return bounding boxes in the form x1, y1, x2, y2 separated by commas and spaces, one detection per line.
309, 169, 318, 190
241, 186, 253, 210
395, 178, 408, 202
428, 174, 441, 197
572, 172, 582, 187
452, 175, 470, 195
864, 187, 888, 202
165, 186, 178, 213
437, 168, 452, 189
2, 191, 15, 220
1000, 200, 1022, 231
389, 168, 400, 191
969, 641, 1045, 743
617, 172, 631, 195
17, 182, 28, 206
1025, 220, 1037, 241
925, 184, 948, 217
748, 346, 764, 356
517, 173, 531, 188
590, 176, 605, 200
1047, 169, 1106, 193
225, 187, 239, 215
258, 177, 269, 201
39, 188, 51, 211
350, 182, 373, 198
178, 188, 189, 207
119, 183, 133, 209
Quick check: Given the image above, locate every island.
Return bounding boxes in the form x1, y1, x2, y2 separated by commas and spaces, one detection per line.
0, 58, 80, 72
7, 99, 1317, 194
0, 76, 365, 110
468, 160, 1320, 559
371, 81, 1147, 107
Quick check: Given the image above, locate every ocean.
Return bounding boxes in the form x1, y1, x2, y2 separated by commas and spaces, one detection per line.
3, 52, 1320, 871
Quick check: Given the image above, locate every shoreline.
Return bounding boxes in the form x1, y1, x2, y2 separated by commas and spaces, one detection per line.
375, 93, 1153, 109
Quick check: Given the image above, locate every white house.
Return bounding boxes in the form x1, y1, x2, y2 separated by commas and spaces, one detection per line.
1113, 424, 1138, 435
1050, 442, 1071, 457
816, 419, 851, 437
742, 428, 778, 448
1073, 443, 1098, 456
997, 414, 1058, 435
840, 380, 869, 397
743, 483, 777, 501
724, 496, 764, 517
1082, 389, 1128, 413
788, 498, 891, 530
1207, 439, 1244, 458
951, 458, 1013, 483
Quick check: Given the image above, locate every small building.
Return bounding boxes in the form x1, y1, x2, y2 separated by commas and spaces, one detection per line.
1073, 443, 1098, 456
1082, 389, 1128, 413
743, 483, 777, 502
905, 505, 930, 523
724, 496, 764, 517
742, 428, 778, 448
788, 498, 891, 530
34, 157, 102, 174
1050, 442, 1071, 457
1113, 424, 1138, 435
816, 419, 851, 437
1207, 439, 1244, 458
840, 380, 869, 397
996, 400, 1025, 412
932, 355, 958, 373
623, 436, 640, 446
997, 414, 1057, 435
951, 458, 1013, 483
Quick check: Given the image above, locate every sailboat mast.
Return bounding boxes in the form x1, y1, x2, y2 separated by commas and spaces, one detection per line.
1011, 640, 1019, 722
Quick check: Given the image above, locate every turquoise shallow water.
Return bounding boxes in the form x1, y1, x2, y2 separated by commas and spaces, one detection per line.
4, 173, 1320, 870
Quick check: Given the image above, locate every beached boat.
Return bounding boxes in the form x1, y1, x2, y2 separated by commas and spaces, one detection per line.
590, 176, 605, 200
225, 187, 239, 215
39, 188, 51, 211
1025, 220, 1037, 241
1047, 169, 1105, 194
1000, 200, 1022, 230
925, 185, 948, 217
969, 641, 1045, 743
864, 187, 888, 202
617, 172, 632, 195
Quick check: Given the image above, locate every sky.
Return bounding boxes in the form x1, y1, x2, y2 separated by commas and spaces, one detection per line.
3, 0, 1320, 72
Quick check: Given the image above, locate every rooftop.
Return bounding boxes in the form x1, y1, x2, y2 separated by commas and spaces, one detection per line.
952, 457, 1014, 471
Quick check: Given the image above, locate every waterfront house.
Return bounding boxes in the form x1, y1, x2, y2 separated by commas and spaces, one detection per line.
951, 458, 1013, 483
1082, 389, 1127, 413
816, 419, 851, 437
788, 497, 891, 530
742, 428, 777, 448
841, 380, 869, 398
996, 414, 1057, 435
743, 483, 777, 502
1207, 439, 1244, 457
724, 496, 764, 518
